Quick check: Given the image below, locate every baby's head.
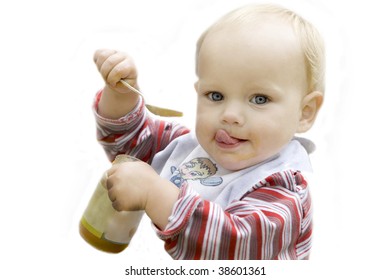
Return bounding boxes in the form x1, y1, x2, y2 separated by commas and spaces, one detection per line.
194, 4, 325, 171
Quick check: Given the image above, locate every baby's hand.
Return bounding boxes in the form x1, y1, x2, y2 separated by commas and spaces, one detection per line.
106, 159, 180, 229
106, 160, 160, 212
93, 49, 138, 94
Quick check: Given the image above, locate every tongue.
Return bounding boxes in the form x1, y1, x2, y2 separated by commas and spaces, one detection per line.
215, 129, 240, 145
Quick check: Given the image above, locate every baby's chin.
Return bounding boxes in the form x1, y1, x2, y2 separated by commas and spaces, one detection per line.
213, 151, 280, 171
214, 157, 258, 172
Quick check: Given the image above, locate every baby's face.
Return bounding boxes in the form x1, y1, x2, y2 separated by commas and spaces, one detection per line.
195, 18, 308, 171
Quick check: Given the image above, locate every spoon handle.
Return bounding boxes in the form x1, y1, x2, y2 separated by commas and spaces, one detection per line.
120, 79, 183, 117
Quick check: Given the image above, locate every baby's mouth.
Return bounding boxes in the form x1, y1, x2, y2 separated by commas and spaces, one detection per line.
215, 129, 245, 146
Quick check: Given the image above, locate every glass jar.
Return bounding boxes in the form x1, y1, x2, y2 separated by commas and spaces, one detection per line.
79, 155, 144, 253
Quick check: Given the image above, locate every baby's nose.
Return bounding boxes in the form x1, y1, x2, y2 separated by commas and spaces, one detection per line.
220, 103, 245, 126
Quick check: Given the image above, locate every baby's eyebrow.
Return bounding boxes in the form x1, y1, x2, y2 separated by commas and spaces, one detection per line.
249, 81, 282, 92
196, 80, 221, 89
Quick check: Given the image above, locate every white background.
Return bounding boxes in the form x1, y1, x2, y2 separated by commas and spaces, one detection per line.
1, 0, 389, 279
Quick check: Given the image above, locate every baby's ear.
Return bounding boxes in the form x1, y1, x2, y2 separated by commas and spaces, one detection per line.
297, 91, 323, 133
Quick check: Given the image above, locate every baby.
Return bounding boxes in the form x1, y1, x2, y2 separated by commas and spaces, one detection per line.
92, 4, 324, 259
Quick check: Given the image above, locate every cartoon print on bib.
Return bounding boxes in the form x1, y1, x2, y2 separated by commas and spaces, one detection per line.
170, 157, 223, 187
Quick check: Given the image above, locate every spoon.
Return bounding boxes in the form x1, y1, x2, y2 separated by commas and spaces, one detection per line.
120, 79, 183, 117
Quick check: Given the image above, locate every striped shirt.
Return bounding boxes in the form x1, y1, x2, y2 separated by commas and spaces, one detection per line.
94, 91, 313, 260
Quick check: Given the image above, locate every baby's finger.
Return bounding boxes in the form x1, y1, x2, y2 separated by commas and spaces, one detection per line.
106, 167, 118, 192
106, 165, 119, 178
111, 200, 123, 212
106, 59, 137, 87
100, 53, 128, 85
93, 49, 117, 69
107, 187, 116, 202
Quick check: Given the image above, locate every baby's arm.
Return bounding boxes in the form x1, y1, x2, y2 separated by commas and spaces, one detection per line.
92, 49, 189, 233
92, 49, 190, 163
155, 171, 312, 260
106, 160, 179, 230
94, 49, 140, 119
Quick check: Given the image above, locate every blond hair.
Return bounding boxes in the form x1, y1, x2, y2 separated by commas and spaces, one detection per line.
196, 4, 325, 93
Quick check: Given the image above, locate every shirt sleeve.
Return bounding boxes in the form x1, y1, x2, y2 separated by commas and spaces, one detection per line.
154, 170, 312, 260
93, 90, 190, 163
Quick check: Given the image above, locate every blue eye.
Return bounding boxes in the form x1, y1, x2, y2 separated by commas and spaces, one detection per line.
207, 92, 224, 101
250, 95, 268, 105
